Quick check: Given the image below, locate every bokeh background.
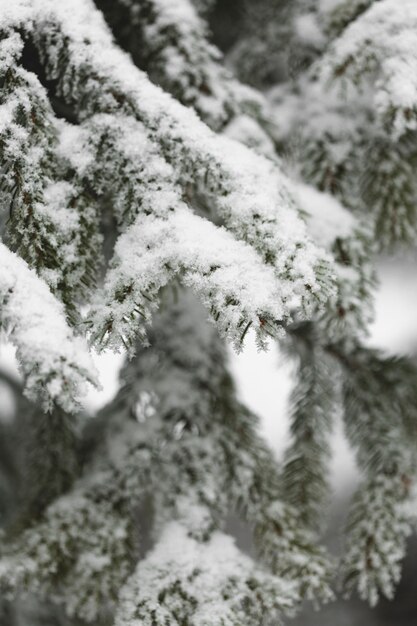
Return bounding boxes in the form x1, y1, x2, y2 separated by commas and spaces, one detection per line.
1, 255, 417, 624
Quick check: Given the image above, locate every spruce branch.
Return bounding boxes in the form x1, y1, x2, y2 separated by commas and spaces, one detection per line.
0, 243, 98, 411
95, 0, 264, 131
340, 347, 417, 605
0, 32, 101, 315
282, 345, 338, 532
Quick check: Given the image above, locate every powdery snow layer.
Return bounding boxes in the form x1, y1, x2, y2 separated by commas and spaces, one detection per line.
1, 0, 333, 303
115, 521, 297, 626
0, 243, 97, 410
294, 182, 356, 249
92, 203, 288, 352
321, 0, 417, 135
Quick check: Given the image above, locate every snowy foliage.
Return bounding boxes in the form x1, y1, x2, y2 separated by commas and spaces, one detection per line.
95, 0, 264, 131
0, 0, 335, 358
342, 474, 413, 607
282, 343, 337, 531
115, 522, 297, 626
322, 0, 417, 136
0, 244, 96, 410
1, 0, 417, 624
0, 494, 133, 621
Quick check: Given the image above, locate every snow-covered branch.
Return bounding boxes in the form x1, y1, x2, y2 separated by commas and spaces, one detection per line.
115, 522, 297, 626
322, 0, 417, 135
96, 0, 263, 130
0, 243, 97, 410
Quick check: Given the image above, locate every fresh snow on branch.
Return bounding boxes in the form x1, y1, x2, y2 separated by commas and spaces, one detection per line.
98, 0, 264, 130
91, 206, 288, 352
322, 0, 417, 135
0, 494, 132, 622
1, 0, 334, 326
115, 522, 297, 626
0, 243, 97, 410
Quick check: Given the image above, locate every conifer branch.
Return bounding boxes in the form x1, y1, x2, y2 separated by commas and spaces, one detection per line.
0, 243, 97, 411
282, 346, 337, 532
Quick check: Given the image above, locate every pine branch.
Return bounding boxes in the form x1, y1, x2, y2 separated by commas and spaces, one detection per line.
95, 0, 264, 131
221, 398, 335, 604
359, 132, 417, 249
0, 32, 101, 314
0, 243, 97, 411
115, 521, 297, 626
17, 0, 334, 322
282, 346, 337, 532
90, 207, 288, 352
323, 0, 375, 39
321, 0, 417, 136
342, 474, 413, 607
340, 347, 417, 605
0, 494, 135, 622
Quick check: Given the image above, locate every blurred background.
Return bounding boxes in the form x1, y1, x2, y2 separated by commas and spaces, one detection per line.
1, 255, 417, 624
231, 254, 417, 625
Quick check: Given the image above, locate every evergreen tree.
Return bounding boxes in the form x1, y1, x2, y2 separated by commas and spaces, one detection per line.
0, 0, 417, 624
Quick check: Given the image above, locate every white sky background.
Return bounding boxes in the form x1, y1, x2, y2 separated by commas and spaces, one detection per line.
1, 254, 417, 494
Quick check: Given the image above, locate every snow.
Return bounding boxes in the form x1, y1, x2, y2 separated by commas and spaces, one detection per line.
222, 114, 277, 159
0, 492, 132, 622
11, 0, 332, 311
268, 77, 369, 172
1, 0, 417, 620
321, 0, 417, 135
93, 205, 289, 352
0, 1, 337, 389
294, 182, 356, 248
0, 29, 23, 70
115, 521, 296, 626
0, 243, 97, 411
116, 0, 262, 130
56, 121, 95, 174
294, 12, 325, 48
